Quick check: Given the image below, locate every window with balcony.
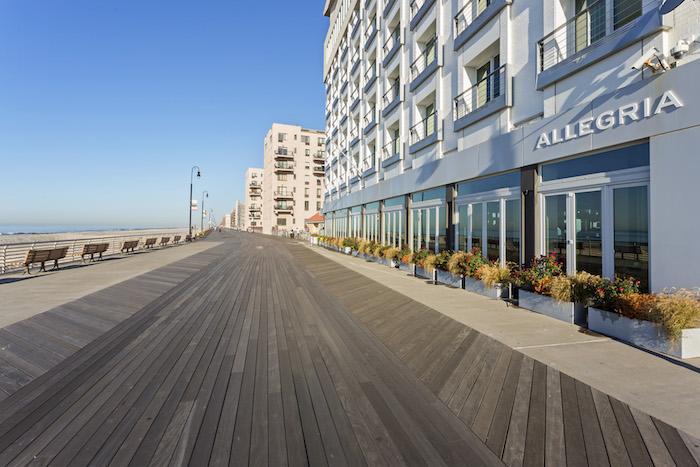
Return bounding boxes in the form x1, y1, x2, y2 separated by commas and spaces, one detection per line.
454, 51, 506, 126
410, 94, 437, 146
383, 25, 401, 64
454, 0, 490, 37
538, 0, 643, 71
382, 73, 401, 115
383, 126, 401, 160
411, 26, 438, 82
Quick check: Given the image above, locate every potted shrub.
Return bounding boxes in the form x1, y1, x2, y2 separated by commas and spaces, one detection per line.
516, 255, 589, 325
383, 247, 401, 268
342, 238, 355, 255
422, 253, 438, 284
399, 248, 412, 272
372, 244, 389, 263
588, 284, 700, 359
411, 250, 431, 277
477, 263, 512, 299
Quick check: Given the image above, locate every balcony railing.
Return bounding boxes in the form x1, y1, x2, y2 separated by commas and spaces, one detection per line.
350, 86, 359, 104
363, 107, 377, 127
314, 150, 325, 162
537, 0, 642, 71
382, 138, 401, 160
364, 19, 377, 43
362, 155, 375, 172
351, 49, 360, 70
410, 0, 427, 17
274, 162, 295, 172
410, 111, 437, 144
382, 81, 400, 107
454, 65, 505, 120
313, 166, 325, 174
274, 204, 293, 212
273, 191, 293, 199
364, 63, 377, 85
383, 28, 401, 56
454, 0, 490, 37
410, 37, 438, 80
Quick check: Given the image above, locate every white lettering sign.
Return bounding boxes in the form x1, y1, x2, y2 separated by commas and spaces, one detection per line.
536, 91, 683, 149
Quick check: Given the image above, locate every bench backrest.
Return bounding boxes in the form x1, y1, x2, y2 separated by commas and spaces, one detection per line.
48, 247, 69, 261
25, 249, 53, 264
173, 235, 181, 242
160, 237, 170, 244
145, 238, 157, 246
96, 243, 109, 253
123, 240, 139, 249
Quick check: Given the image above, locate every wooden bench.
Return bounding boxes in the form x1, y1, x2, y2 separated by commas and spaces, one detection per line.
185, 234, 193, 242
23, 247, 69, 274
160, 237, 170, 247
81, 243, 109, 262
144, 238, 157, 249
173, 235, 182, 244
121, 240, 139, 253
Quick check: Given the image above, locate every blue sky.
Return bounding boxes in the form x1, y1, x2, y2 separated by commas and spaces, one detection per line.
0, 0, 327, 229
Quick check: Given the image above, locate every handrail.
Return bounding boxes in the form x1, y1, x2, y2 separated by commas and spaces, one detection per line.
0, 229, 187, 275
410, 111, 437, 144
383, 80, 400, 106
364, 18, 377, 41
410, 0, 426, 17
383, 27, 401, 55
382, 138, 400, 159
454, 64, 506, 120
454, 0, 490, 36
363, 106, 376, 126
410, 37, 438, 79
364, 62, 377, 83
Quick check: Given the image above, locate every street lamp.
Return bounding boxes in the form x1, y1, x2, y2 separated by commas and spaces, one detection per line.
200, 191, 209, 233
189, 166, 201, 238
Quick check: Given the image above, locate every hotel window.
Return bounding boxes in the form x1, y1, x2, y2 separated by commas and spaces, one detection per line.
364, 202, 380, 242
411, 188, 448, 253
455, 171, 520, 265
278, 133, 287, 143
318, 137, 324, 146
382, 196, 406, 248
540, 143, 649, 289
349, 206, 362, 238
277, 174, 287, 181
302, 135, 310, 145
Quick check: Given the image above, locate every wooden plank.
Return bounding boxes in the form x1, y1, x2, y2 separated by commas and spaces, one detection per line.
575, 380, 610, 466
502, 356, 534, 467
592, 388, 632, 467
559, 373, 588, 467
485, 352, 523, 458
609, 397, 654, 467
523, 360, 547, 467
544, 367, 565, 467
653, 417, 698, 467
628, 406, 674, 467
468, 348, 512, 437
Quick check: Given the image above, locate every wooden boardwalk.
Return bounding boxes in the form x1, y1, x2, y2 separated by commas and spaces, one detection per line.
0, 231, 697, 466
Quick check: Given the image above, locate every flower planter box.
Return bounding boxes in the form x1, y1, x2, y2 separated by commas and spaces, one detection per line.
463, 276, 510, 300
588, 307, 700, 359
399, 262, 410, 273
344, 247, 352, 255
436, 270, 462, 288
415, 266, 429, 279
518, 290, 587, 326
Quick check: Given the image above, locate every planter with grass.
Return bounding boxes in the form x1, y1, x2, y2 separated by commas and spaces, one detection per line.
436, 270, 462, 288
518, 290, 587, 325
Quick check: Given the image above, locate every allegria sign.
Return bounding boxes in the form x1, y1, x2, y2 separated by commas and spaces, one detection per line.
536, 91, 683, 149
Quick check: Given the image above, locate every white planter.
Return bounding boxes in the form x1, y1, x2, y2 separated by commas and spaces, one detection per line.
588, 307, 700, 359
390, 259, 400, 268
463, 277, 510, 300
518, 290, 587, 325
344, 246, 352, 254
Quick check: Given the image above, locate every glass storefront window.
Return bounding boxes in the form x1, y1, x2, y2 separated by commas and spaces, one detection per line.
505, 199, 520, 264
542, 143, 649, 182
575, 191, 602, 276
471, 203, 482, 252
458, 205, 469, 251
486, 202, 500, 262
614, 186, 648, 290
545, 195, 567, 266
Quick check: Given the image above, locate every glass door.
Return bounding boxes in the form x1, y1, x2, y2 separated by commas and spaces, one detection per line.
544, 194, 569, 269
456, 198, 519, 266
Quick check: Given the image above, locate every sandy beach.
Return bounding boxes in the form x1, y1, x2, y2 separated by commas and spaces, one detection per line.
0, 228, 187, 245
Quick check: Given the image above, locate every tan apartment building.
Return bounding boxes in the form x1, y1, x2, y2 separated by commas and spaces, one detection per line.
261, 123, 326, 235
244, 168, 263, 232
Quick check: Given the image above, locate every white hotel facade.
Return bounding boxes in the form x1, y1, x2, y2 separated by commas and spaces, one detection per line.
321, 0, 700, 291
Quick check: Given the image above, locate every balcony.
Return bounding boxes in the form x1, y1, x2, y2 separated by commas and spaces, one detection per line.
274, 204, 294, 214
313, 151, 325, 163
249, 204, 262, 212
410, 37, 439, 91
536, 0, 655, 88
362, 155, 376, 176
363, 63, 377, 93
313, 165, 325, 175
454, 0, 511, 50
274, 147, 294, 161
409, 111, 440, 153
273, 191, 294, 200
382, 28, 402, 67
363, 107, 377, 135
409, 0, 436, 30
364, 20, 378, 51
349, 87, 361, 112
274, 162, 295, 174
382, 81, 401, 118
382, 138, 401, 167
453, 65, 510, 131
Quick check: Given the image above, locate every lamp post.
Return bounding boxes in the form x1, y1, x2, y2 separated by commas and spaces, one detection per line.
200, 191, 209, 233
189, 166, 201, 238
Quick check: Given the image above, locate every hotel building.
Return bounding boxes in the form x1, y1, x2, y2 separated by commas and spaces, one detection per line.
261, 123, 326, 235
244, 168, 263, 233
321, 0, 700, 291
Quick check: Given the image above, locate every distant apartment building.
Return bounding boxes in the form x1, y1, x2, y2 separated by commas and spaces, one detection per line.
235, 200, 246, 230
321, 0, 700, 292
223, 214, 232, 229
244, 168, 263, 232
261, 123, 326, 235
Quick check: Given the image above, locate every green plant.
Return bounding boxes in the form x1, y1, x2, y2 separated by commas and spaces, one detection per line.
384, 247, 400, 261
447, 251, 469, 276
592, 276, 641, 309
613, 289, 700, 339
517, 254, 564, 294
548, 275, 573, 302
435, 250, 453, 271
399, 248, 412, 264
571, 272, 605, 305
373, 244, 388, 258
466, 249, 487, 278
422, 253, 438, 272
410, 249, 431, 266
478, 263, 512, 288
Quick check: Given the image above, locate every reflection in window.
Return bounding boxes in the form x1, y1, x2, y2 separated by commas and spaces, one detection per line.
575, 191, 602, 276
486, 202, 500, 262
458, 205, 469, 251
471, 203, 482, 252
438, 206, 447, 251
614, 186, 648, 290
505, 199, 520, 264
545, 195, 567, 265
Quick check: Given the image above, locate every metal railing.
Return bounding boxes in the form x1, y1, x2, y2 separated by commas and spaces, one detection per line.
350, 86, 359, 103
0, 229, 187, 275
363, 106, 377, 127
410, 111, 437, 144
350, 49, 360, 70
364, 62, 377, 85
362, 155, 375, 171
273, 191, 293, 199
364, 18, 378, 43
537, 0, 645, 72
382, 138, 401, 159
383, 80, 400, 107
454, 65, 505, 120
383, 27, 401, 56
274, 162, 295, 170
454, 0, 490, 37
410, 0, 427, 17
410, 37, 438, 80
